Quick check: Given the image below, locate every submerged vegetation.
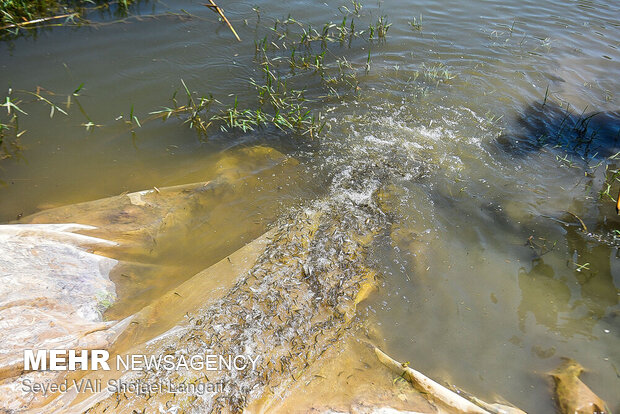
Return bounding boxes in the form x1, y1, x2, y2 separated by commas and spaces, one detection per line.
600, 153, 620, 203
1, 87, 70, 160
408, 15, 423, 31
0, 0, 135, 33
1, 1, 391, 159
496, 91, 620, 209
149, 6, 391, 139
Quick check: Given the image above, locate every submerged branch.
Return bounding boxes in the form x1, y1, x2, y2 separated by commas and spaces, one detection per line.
566, 211, 588, 233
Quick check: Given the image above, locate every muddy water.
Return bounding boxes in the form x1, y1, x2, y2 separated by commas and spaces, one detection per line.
1, 0, 619, 412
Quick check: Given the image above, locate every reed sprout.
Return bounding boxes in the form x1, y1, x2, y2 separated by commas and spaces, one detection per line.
408, 15, 422, 31
0, 86, 72, 160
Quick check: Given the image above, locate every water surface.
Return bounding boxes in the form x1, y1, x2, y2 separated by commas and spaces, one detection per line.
1, 0, 619, 412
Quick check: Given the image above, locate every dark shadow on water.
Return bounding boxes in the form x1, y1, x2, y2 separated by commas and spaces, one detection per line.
489, 100, 620, 339
495, 101, 620, 160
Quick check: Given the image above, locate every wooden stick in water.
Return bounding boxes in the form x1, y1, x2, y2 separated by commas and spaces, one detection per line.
374, 347, 491, 414
566, 211, 588, 233
0, 13, 78, 30
204, 0, 241, 42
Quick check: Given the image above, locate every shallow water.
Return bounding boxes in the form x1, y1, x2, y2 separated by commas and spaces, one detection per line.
1, 0, 619, 412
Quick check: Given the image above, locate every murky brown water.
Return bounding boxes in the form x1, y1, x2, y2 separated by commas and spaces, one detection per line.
1, 0, 619, 412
